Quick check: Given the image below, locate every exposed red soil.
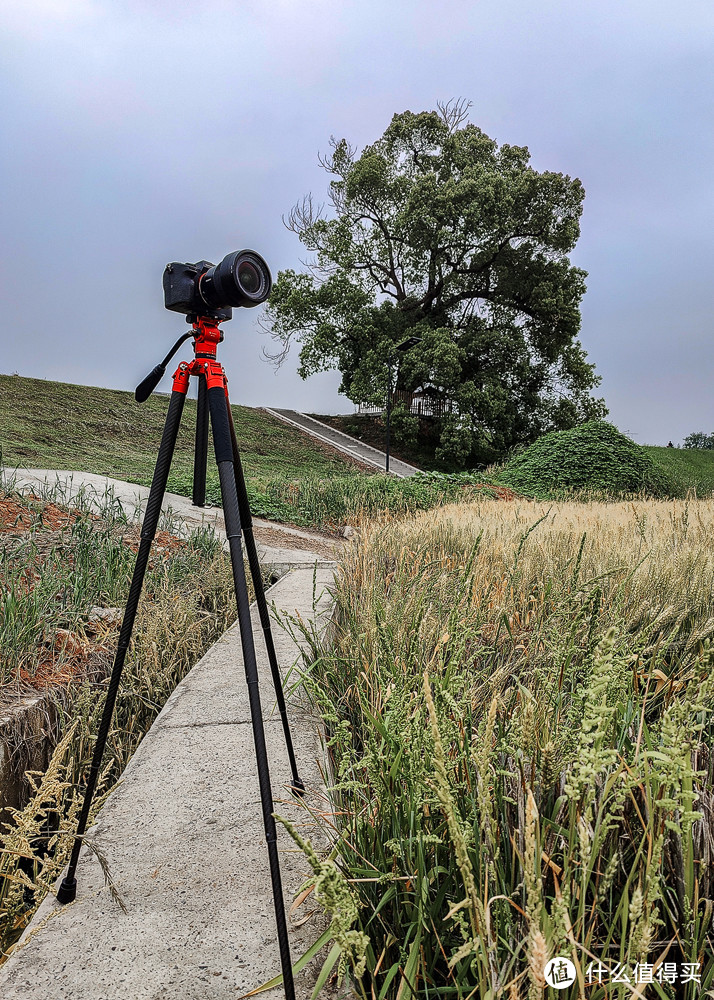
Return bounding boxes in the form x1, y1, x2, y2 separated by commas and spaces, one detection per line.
14, 620, 119, 693
120, 525, 187, 555
0, 494, 98, 533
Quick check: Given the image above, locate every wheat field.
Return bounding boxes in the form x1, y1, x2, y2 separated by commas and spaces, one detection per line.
290, 498, 714, 998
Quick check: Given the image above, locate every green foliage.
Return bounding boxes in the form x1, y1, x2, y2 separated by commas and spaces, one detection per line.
387, 403, 418, 449
168, 467, 500, 529
265, 99, 606, 466
498, 421, 677, 498
684, 431, 714, 449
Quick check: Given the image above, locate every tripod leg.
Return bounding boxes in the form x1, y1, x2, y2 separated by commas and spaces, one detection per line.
207, 385, 296, 1000
57, 389, 187, 904
224, 392, 304, 795
192, 373, 209, 507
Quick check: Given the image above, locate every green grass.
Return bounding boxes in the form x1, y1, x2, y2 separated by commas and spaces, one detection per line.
644, 445, 714, 496
178, 468, 505, 529
0, 374, 364, 490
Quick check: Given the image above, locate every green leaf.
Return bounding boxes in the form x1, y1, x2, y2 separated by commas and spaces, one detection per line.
310, 942, 342, 1000
239, 928, 333, 997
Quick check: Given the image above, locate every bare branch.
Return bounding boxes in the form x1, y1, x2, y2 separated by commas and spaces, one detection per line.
436, 98, 472, 132
283, 194, 324, 236
317, 135, 357, 174
260, 338, 292, 368
256, 311, 294, 369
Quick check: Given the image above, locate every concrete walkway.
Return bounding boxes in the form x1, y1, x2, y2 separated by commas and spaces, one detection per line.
0, 568, 338, 999
264, 408, 421, 478
0, 469, 343, 998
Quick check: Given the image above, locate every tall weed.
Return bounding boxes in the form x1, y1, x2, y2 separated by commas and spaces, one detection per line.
289, 499, 714, 997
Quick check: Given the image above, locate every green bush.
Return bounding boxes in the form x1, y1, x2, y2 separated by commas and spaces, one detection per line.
498, 421, 677, 498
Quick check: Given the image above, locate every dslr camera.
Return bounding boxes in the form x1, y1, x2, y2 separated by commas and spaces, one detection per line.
163, 250, 272, 321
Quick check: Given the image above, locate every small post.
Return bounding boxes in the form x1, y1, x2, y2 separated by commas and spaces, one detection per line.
384, 336, 423, 475
385, 357, 392, 473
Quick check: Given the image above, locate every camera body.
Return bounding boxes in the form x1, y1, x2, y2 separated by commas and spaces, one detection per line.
163, 261, 231, 321
163, 250, 272, 321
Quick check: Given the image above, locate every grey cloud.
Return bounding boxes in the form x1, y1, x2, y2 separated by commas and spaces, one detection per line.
1, 0, 713, 444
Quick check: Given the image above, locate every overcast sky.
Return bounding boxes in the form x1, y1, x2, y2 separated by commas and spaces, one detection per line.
1, 0, 713, 445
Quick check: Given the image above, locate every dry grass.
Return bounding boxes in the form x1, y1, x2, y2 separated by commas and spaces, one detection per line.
288, 498, 714, 998
341, 498, 714, 689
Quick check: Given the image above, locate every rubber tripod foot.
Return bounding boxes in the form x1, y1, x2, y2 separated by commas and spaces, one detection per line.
56, 876, 77, 904
290, 777, 306, 798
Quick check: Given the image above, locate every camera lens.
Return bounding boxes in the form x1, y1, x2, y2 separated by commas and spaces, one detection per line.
199, 250, 272, 310
237, 260, 261, 295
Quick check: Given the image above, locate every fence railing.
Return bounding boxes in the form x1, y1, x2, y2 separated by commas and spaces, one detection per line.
356, 390, 453, 418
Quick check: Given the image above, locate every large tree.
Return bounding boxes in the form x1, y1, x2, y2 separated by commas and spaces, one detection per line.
264, 100, 607, 466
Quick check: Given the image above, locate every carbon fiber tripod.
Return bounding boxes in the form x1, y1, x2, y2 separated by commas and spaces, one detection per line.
56, 314, 303, 1000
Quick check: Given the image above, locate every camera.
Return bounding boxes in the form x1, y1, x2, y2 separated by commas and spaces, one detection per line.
163, 250, 272, 321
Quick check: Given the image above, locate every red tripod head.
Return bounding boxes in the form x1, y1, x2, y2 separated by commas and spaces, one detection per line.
191, 315, 223, 357
171, 316, 228, 395
134, 315, 227, 402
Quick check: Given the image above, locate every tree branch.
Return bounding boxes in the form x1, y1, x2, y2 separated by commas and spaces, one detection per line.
436, 98, 472, 132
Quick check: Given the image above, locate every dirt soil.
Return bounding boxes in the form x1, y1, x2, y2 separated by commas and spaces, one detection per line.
0, 495, 197, 699
0, 495, 95, 533
1, 496, 128, 696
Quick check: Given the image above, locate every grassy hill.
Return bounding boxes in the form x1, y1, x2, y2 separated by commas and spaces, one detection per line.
644, 444, 714, 495
0, 374, 367, 492
6, 376, 714, 526
0, 375, 508, 528
314, 411, 714, 497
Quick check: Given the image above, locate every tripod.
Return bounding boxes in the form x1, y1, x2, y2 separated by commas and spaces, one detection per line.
57, 315, 304, 1000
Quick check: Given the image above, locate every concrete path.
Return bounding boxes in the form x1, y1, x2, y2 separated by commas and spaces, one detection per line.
5, 469, 341, 573
0, 468, 344, 997
264, 408, 421, 478
0, 566, 339, 999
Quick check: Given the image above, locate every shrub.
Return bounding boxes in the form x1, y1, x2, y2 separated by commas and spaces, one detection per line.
498, 420, 677, 497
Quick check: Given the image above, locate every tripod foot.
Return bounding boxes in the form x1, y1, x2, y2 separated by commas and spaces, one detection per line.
56, 876, 77, 904
290, 777, 306, 798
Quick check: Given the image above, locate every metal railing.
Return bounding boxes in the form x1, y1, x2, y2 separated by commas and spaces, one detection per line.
356, 390, 453, 418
